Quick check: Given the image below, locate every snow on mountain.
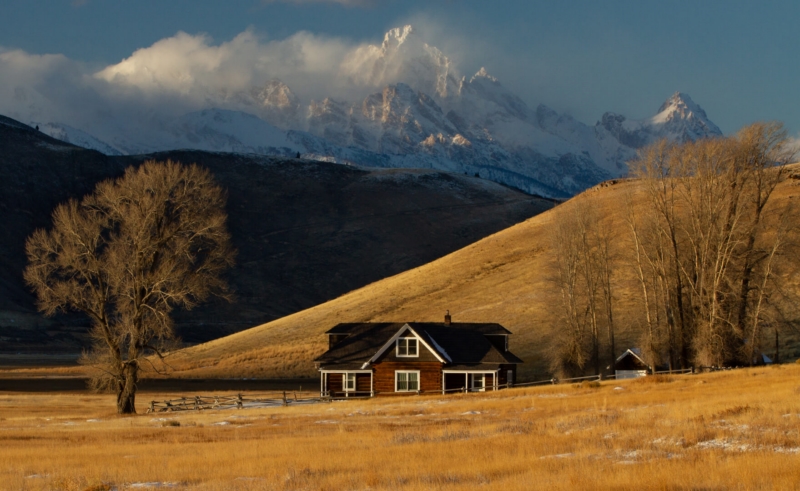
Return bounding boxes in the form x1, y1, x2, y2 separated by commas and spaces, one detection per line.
167, 108, 300, 154
66, 108, 302, 157
598, 92, 723, 150
36, 122, 123, 155
36, 26, 723, 198
341, 25, 461, 100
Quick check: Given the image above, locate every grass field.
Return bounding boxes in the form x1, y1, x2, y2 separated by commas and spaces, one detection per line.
2, 364, 799, 490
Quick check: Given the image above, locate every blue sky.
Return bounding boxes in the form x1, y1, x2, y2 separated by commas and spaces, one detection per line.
1, 0, 798, 135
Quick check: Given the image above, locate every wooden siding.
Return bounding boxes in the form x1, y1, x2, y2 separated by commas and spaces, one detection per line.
326, 373, 343, 393
356, 373, 372, 392
373, 361, 443, 394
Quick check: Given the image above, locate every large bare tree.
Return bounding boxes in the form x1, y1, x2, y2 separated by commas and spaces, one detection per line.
24, 160, 235, 413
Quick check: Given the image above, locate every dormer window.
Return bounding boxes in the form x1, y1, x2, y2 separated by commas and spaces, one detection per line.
396, 337, 418, 357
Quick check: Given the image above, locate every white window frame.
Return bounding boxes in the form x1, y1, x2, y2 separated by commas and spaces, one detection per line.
395, 370, 420, 392
471, 373, 486, 392
343, 372, 356, 392
395, 337, 419, 358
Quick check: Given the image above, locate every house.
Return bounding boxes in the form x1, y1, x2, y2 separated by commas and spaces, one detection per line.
614, 348, 651, 379
314, 313, 522, 397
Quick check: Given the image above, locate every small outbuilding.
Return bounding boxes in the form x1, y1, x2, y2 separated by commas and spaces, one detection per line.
614, 348, 651, 379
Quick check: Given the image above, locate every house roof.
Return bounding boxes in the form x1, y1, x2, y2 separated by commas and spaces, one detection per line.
315, 322, 522, 368
325, 322, 511, 335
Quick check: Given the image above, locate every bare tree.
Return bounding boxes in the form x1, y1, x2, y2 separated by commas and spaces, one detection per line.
24, 161, 235, 413
550, 211, 589, 378
627, 122, 795, 368
594, 212, 617, 373
550, 198, 617, 377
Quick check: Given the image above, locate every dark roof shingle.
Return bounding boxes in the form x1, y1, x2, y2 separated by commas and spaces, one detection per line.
316, 322, 522, 367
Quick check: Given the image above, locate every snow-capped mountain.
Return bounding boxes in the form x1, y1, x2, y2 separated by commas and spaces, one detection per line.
598, 92, 723, 149
34, 26, 723, 198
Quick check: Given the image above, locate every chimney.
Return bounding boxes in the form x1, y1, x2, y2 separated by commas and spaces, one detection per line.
444, 310, 451, 326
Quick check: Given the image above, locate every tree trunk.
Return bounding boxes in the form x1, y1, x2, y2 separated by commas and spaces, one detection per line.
116, 364, 138, 414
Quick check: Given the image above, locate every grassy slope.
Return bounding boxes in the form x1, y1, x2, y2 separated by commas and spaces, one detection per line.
2, 366, 800, 490
164, 169, 800, 380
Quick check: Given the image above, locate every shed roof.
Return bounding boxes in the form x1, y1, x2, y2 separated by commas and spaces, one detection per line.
614, 348, 650, 370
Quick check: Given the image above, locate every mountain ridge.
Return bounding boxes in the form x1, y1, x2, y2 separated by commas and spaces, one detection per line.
32, 26, 723, 199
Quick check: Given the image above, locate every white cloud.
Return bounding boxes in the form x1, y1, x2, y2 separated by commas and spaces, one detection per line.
0, 24, 479, 143
94, 29, 366, 105
786, 135, 800, 161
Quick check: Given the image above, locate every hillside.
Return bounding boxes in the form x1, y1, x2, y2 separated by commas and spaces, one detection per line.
166, 168, 800, 380
0, 116, 552, 352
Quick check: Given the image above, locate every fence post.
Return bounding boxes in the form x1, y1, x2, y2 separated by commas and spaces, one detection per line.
283, 391, 288, 406
148, 401, 155, 413
237, 393, 243, 409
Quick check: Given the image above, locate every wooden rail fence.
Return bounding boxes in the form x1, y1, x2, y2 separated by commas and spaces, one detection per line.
150, 369, 697, 411
147, 391, 322, 413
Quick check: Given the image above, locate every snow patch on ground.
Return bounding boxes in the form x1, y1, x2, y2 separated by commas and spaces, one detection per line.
539, 453, 574, 459
128, 482, 182, 488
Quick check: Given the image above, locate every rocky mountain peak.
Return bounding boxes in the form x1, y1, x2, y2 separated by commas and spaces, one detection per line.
470, 67, 497, 83
651, 91, 722, 140
252, 79, 299, 110
657, 92, 700, 115
382, 25, 417, 51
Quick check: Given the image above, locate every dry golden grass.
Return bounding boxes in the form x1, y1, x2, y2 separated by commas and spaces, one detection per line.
153, 167, 800, 381
2, 365, 800, 490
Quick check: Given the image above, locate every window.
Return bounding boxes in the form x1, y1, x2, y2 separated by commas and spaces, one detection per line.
343, 373, 356, 392
472, 373, 485, 392
396, 337, 418, 357
395, 371, 419, 392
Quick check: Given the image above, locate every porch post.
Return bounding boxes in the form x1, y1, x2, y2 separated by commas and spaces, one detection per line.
370, 371, 374, 397
465, 373, 469, 392
320, 371, 324, 397
442, 372, 445, 395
